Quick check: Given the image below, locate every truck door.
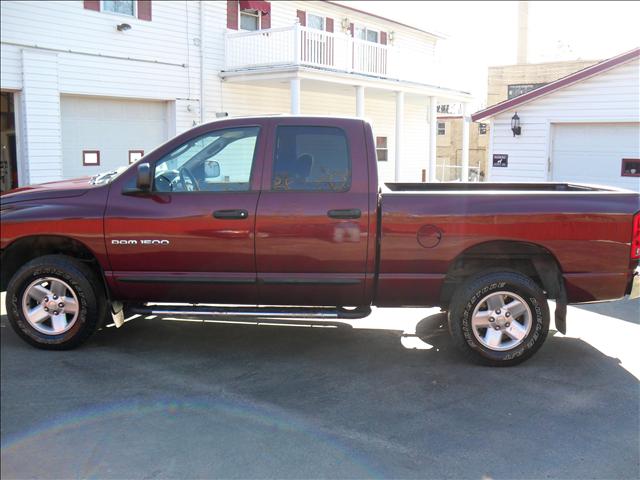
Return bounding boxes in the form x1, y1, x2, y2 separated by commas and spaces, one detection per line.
255, 119, 370, 306
104, 121, 266, 304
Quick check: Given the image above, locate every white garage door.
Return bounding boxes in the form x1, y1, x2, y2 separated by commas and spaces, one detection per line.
61, 96, 168, 179
551, 122, 640, 190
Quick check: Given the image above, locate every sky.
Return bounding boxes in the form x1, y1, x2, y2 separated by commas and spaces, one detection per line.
334, 1, 640, 108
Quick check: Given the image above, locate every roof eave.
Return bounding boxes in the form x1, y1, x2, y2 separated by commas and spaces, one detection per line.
471, 47, 640, 122
324, 1, 447, 40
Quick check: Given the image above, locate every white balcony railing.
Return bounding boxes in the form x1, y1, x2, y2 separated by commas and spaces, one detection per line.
225, 24, 396, 79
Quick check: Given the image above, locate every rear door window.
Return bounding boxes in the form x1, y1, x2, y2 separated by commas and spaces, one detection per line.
272, 126, 351, 192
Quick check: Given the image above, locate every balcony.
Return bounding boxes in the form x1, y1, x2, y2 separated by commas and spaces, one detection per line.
224, 24, 436, 84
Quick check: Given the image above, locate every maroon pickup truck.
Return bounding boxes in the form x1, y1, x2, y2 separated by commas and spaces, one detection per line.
1, 116, 639, 365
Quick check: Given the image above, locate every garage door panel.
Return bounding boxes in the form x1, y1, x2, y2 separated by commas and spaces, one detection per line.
552, 123, 640, 190
61, 96, 167, 180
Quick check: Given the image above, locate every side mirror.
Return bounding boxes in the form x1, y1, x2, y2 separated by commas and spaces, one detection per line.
136, 162, 152, 191
205, 160, 220, 178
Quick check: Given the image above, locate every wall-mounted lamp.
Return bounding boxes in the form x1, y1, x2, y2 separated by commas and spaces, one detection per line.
511, 112, 521, 137
116, 23, 132, 32
388, 31, 395, 44
341, 17, 350, 32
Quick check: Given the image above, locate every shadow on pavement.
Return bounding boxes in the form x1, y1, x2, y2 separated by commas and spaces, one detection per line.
572, 298, 639, 324
1, 311, 639, 479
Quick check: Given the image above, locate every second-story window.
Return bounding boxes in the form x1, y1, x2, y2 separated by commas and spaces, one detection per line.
307, 13, 325, 30
240, 8, 260, 31
437, 122, 446, 135
355, 26, 379, 43
376, 136, 388, 162
478, 123, 487, 135
102, 0, 135, 16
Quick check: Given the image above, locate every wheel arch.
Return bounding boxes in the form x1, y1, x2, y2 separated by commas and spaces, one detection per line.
1, 235, 107, 294
440, 240, 566, 329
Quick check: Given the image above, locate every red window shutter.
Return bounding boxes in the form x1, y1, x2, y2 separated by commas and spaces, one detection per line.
380, 32, 387, 45
261, 10, 271, 29
83, 0, 100, 11
348, 22, 354, 37
227, 0, 239, 29
325, 17, 334, 33
137, 0, 152, 21
296, 9, 306, 26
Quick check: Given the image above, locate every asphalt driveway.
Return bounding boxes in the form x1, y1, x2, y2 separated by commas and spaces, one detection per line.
1, 293, 639, 479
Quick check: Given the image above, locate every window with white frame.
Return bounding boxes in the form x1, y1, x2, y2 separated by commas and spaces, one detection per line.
307, 13, 325, 30
240, 8, 260, 31
102, 0, 135, 16
437, 122, 446, 135
355, 26, 379, 43
376, 136, 388, 162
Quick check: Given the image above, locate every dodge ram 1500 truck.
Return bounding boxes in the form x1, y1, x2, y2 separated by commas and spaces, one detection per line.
1, 116, 639, 366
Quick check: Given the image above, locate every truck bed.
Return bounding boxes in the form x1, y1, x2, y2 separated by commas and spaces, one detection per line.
376, 185, 639, 307
384, 182, 630, 192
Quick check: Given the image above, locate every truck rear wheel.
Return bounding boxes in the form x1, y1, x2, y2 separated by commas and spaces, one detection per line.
6, 255, 106, 350
448, 271, 550, 366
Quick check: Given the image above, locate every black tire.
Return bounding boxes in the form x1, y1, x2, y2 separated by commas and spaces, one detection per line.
6, 255, 107, 350
448, 270, 550, 366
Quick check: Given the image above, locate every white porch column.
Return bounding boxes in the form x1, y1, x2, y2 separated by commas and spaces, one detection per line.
461, 102, 471, 181
394, 90, 404, 181
355, 86, 365, 118
428, 96, 438, 182
290, 78, 301, 114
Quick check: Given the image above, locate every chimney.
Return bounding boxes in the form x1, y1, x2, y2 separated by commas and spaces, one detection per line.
517, 1, 528, 64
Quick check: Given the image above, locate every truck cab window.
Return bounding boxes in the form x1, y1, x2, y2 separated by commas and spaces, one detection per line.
153, 127, 259, 192
272, 126, 351, 192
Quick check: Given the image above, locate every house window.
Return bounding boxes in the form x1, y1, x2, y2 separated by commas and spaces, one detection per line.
129, 150, 144, 164
437, 122, 446, 135
240, 8, 260, 31
376, 136, 388, 162
307, 13, 325, 30
621, 158, 640, 177
355, 26, 379, 43
83, 150, 100, 166
102, 0, 135, 16
478, 123, 487, 135
507, 83, 545, 99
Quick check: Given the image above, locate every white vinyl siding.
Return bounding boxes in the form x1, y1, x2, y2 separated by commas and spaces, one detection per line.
2, 0, 444, 185
488, 59, 640, 184
221, 82, 428, 183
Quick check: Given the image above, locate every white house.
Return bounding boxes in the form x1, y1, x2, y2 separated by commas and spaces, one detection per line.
472, 48, 640, 191
0, 0, 474, 193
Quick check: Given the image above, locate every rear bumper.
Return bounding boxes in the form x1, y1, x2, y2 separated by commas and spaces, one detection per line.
627, 267, 640, 299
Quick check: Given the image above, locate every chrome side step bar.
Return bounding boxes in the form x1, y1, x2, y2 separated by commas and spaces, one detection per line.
126, 304, 372, 321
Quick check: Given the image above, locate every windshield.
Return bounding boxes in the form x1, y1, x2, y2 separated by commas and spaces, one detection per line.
90, 166, 129, 185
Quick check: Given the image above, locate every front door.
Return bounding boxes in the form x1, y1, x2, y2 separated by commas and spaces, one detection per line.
255, 119, 371, 306
104, 122, 267, 304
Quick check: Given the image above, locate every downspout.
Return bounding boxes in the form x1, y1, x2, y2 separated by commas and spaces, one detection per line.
200, 0, 205, 124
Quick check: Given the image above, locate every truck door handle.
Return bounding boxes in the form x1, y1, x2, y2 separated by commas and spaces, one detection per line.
213, 209, 249, 220
327, 208, 361, 219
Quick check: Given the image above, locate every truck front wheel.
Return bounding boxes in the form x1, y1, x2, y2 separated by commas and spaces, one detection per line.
448, 271, 550, 366
6, 255, 106, 350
